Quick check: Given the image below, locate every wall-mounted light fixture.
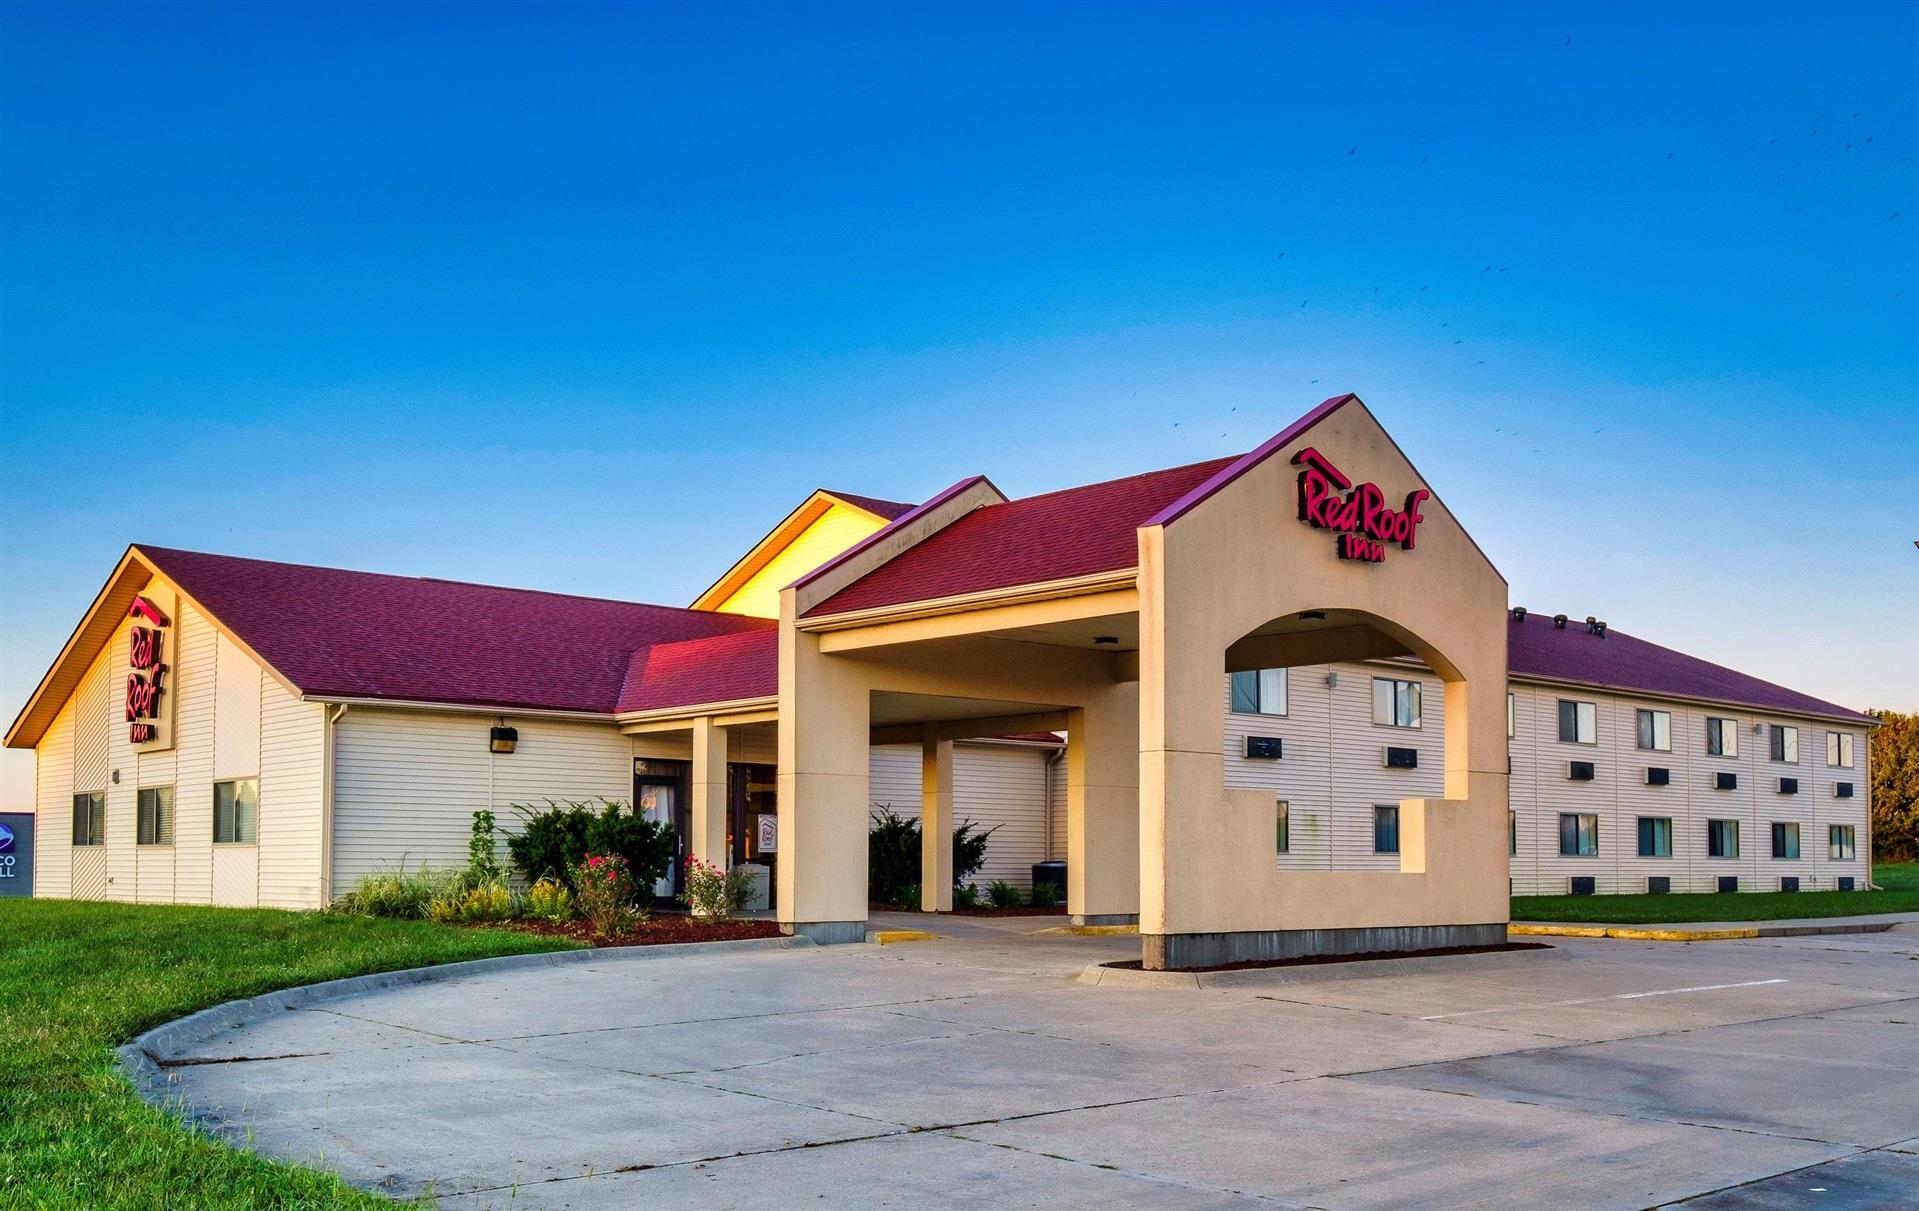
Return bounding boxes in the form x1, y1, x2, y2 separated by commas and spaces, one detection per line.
1298, 610, 1326, 621
1093, 635, 1119, 645
489, 725, 518, 754
1325, 671, 1339, 688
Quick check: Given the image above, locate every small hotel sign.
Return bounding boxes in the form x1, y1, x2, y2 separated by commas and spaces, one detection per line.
1291, 447, 1429, 563
125, 590, 176, 751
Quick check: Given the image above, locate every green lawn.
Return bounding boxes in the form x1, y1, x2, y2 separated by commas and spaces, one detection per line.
1513, 861, 1919, 924
0, 899, 580, 1209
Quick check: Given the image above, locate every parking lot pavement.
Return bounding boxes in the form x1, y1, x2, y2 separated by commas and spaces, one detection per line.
149, 921, 1919, 1209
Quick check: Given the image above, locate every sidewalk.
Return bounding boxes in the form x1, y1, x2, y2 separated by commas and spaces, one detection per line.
1510, 911, 1919, 942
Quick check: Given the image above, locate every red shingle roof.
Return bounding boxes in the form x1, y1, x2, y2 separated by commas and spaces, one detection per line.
137, 546, 772, 715
806, 456, 1238, 616
1506, 611, 1871, 724
616, 629, 777, 713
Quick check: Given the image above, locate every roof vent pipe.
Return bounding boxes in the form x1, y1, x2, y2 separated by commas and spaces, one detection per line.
1510, 606, 1527, 623
1553, 613, 1568, 629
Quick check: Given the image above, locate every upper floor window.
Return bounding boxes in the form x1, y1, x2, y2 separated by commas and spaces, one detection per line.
1705, 717, 1738, 758
1635, 709, 1672, 752
214, 779, 259, 844
1557, 699, 1597, 745
1636, 816, 1673, 858
1825, 732, 1854, 769
136, 787, 174, 846
1230, 668, 1288, 717
1769, 725, 1798, 764
71, 791, 105, 847
1372, 677, 1421, 729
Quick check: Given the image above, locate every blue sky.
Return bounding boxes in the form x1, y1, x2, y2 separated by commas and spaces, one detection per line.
2, 1, 1915, 805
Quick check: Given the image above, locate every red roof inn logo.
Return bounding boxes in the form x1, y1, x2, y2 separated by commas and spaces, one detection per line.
1291, 447, 1430, 563
125, 594, 172, 746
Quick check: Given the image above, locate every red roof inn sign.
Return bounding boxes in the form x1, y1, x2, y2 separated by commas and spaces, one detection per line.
1292, 447, 1430, 564
125, 591, 176, 750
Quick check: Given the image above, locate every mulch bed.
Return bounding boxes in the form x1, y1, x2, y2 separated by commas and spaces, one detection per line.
488, 916, 785, 948
1102, 941, 1551, 974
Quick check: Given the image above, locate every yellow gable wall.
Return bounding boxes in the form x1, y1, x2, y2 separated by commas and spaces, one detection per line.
712, 501, 892, 618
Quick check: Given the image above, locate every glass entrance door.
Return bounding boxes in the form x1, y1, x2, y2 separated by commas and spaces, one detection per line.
634, 759, 689, 899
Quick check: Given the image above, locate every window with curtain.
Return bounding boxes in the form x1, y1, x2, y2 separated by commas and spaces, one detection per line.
1825, 733, 1853, 768
1829, 825, 1855, 861
136, 787, 174, 846
1372, 805, 1399, 853
1557, 700, 1597, 744
1230, 668, 1288, 716
71, 792, 105, 847
1706, 717, 1738, 758
1371, 678, 1421, 728
1636, 816, 1672, 858
1769, 725, 1798, 763
1770, 821, 1800, 860
1275, 798, 1290, 855
214, 779, 259, 844
1558, 812, 1598, 856
1708, 819, 1740, 858
1635, 709, 1671, 752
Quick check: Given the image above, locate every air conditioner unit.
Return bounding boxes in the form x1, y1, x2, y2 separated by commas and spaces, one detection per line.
1717, 875, 1739, 892
1835, 782, 1854, 799
1647, 876, 1670, 894
1383, 746, 1418, 769
1777, 777, 1798, 795
1780, 876, 1799, 892
1244, 735, 1283, 760
1569, 876, 1596, 895
1568, 761, 1595, 781
1839, 876, 1856, 891
1713, 772, 1737, 791
1644, 766, 1670, 786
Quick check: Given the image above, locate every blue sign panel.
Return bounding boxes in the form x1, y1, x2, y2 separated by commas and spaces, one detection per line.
0, 813, 33, 897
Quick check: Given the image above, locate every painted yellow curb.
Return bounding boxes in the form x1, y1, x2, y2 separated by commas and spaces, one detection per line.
1034, 924, 1140, 936
870, 929, 941, 944
1510, 923, 1759, 942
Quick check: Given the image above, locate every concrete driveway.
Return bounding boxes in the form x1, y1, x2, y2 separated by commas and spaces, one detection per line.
143, 915, 1919, 1209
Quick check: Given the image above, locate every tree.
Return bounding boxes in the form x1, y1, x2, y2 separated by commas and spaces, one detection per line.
1870, 710, 1918, 862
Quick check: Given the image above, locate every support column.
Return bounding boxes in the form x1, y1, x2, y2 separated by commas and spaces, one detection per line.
920, 737, 954, 912
776, 590, 871, 944
690, 716, 728, 872
1066, 686, 1140, 927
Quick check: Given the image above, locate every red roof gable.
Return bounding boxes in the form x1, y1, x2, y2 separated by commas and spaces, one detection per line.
806, 456, 1238, 616
137, 546, 772, 715
1507, 611, 1871, 724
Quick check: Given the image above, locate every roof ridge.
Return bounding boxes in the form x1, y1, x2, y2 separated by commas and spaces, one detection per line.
994, 452, 1242, 508
135, 544, 773, 625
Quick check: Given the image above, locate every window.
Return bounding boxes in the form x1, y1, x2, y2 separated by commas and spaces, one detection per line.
1635, 709, 1671, 752
1558, 812, 1599, 856
1636, 816, 1672, 858
213, 779, 259, 844
1275, 798, 1290, 855
1509, 808, 1517, 855
1230, 668, 1288, 716
1372, 678, 1421, 728
1826, 733, 1854, 768
71, 791, 105, 847
1373, 805, 1400, 853
1557, 700, 1597, 745
1829, 824, 1855, 861
1708, 819, 1740, 859
1769, 725, 1798, 763
1770, 821, 1800, 860
136, 787, 174, 846
1507, 693, 1515, 739
1705, 717, 1738, 758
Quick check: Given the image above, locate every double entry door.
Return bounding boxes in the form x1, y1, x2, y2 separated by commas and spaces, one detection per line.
632, 758, 778, 904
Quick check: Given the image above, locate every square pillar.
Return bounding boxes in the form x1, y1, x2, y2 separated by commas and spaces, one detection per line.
690, 716, 728, 871
776, 599, 871, 944
1066, 687, 1140, 926
920, 737, 954, 912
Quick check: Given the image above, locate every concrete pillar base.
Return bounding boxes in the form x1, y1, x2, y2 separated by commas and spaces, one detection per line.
784, 920, 868, 946
1070, 913, 1139, 927
1142, 923, 1507, 971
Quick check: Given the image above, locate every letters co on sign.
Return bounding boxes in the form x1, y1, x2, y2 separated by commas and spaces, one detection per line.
1291, 447, 1429, 563
125, 591, 176, 750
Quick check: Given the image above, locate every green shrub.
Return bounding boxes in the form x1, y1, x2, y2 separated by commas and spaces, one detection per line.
332, 862, 467, 920
507, 798, 675, 894
1030, 880, 1063, 908
868, 807, 1002, 906
457, 881, 517, 922
897, 882, 921, 910
468, 809, 503, 885
683, 856, 756, 920
573, 853, 644, 936
986, 879, 1024, 908
953, 883, 982, 909
526, 877, 574, 921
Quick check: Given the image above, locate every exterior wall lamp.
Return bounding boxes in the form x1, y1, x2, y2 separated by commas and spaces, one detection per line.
489, 725, 518, 754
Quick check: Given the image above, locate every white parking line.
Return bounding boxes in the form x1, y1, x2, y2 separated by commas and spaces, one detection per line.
1419, 978, 1787, 1020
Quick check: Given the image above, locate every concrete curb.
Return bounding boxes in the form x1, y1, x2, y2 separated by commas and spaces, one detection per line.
1510, 921, 1899, 942
115, 934, 818, 1098
1078, 944, 1566, 990
1034, 923, 1140, 936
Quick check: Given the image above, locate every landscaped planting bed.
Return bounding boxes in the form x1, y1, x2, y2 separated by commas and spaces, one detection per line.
493, 915, 785, 946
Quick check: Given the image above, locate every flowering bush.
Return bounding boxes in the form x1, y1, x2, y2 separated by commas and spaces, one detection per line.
525, 877, 574, 922
682, 856, 756, 920
573, 853, 644, 935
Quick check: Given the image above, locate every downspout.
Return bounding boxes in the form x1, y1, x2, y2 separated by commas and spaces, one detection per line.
320, 703, 348, 905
